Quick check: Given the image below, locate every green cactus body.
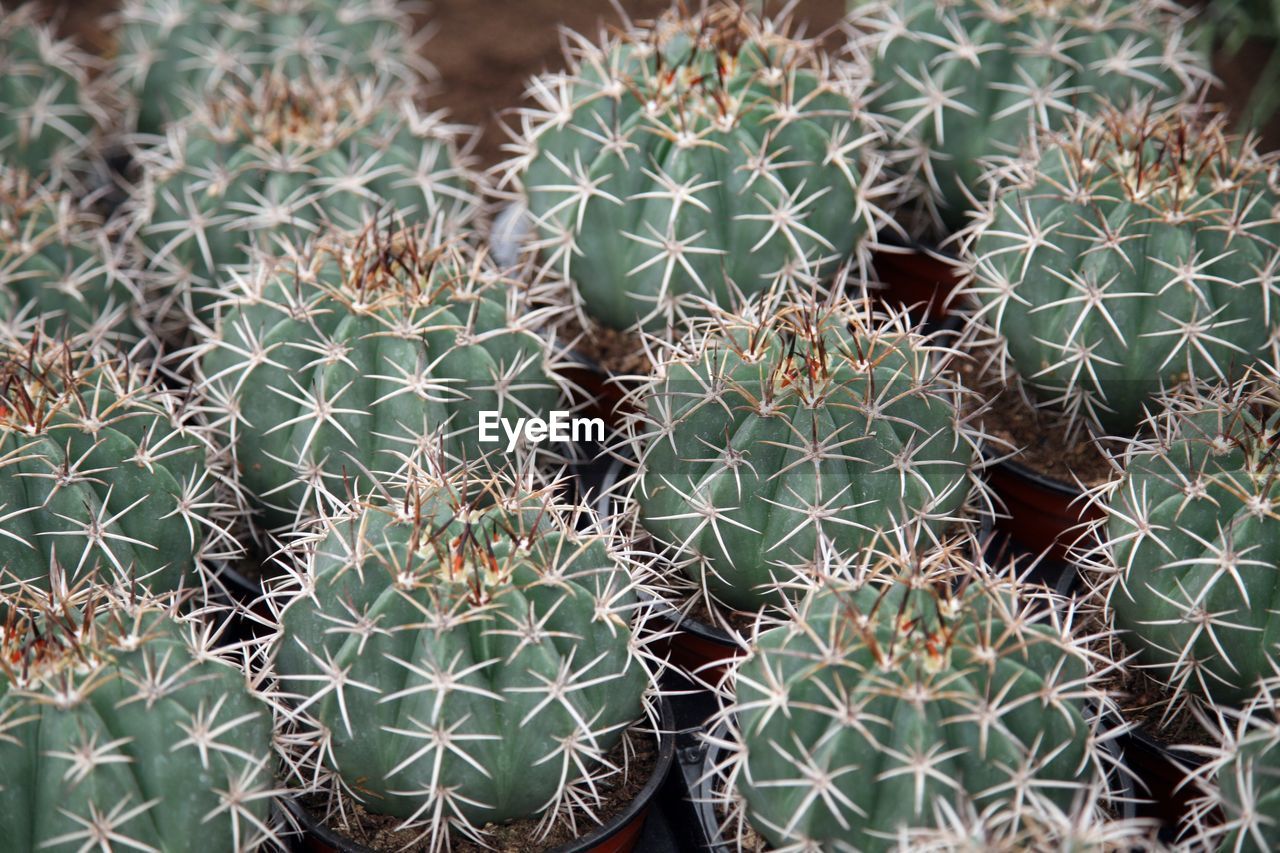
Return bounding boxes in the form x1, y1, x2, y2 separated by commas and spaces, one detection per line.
273, 475, 648, 844
0, 7, 106, 184
2, 166, 145, 341
116, 0, 427, 135
1197, 708, 1280, 853
0, 595, 276, 852
632, 300, 975, 610
508, 2, 885, 332
1098, 379, 1280, 706
728, 570, 1103, 850
132, 72, 479, 327
851, 0, 1206, 234
0, 337, 234, 595
198, 228, 562, 526
964, 107, 1280, 434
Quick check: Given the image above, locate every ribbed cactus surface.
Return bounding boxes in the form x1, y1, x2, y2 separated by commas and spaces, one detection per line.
632, 299, 975, 610
850, 0, 1207, 233
506, 1, 887, 332
199, 227, 562, 526
0, 593, 277, 852
964, 106, 1280, 434
273, 472, 649, 849
0, 335, 236, 595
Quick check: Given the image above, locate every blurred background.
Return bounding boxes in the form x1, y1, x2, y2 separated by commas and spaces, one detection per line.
3, 0, 1275, 164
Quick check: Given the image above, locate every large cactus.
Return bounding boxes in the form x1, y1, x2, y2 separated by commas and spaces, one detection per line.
1, 165, 146, 342
0, 590, 278, 851
0, 333, 239, 596
849, 0, 1208, 234
115, 0, 429, 135
271, 469, 652, 851
502, 1, 889, 333
0, 6, 108, 186
1086, 373, 1280, 707
962, 105, 1280, 435
198, 225, 563, 527
717, 554, 1113, 850
629, 298, 977, 611
1187, 692, 1280, 853
130, 71, 481, 328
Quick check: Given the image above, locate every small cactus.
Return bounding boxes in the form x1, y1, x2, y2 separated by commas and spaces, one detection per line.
501, 1, 890, 332
130, 71, 481, 329
712, 548, 1118, 850
849, 0, 1209, 234
628, 297, 978, 611
197, 223, 564, 527
0, 333, 239, 596
0, 6, 109, 186
0, 588, 280, 852
270, 467, 654, 851
962, 105, 1280, 435
1084, 372, 1280, 708
115, 0, 431, 135
1, 165, 146, 342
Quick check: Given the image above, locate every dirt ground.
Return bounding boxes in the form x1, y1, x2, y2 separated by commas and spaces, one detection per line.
5, 0, 1278, 164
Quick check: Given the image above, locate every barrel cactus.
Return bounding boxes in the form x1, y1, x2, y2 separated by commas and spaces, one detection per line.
0, 590, 279, 851
849, 0, 1208, 234
629, 298, 978, 611
197, 225, 563, 527
1, 165, 146, 342
962, 105, 1280, 435
270, 469, 652, 850
0, 6, 108, 186
502, 1, 889, 333
130, 71, 481, 329
715, 557, 1114, 850
1186, 693, 1280, 853
1086, 374, 1280, 708
0, 333, 239, 597
115, 0, 429, 135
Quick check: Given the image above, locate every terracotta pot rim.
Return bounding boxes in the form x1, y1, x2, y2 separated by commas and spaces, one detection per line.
285, 695, 676, 853
982, 445, 1089, 498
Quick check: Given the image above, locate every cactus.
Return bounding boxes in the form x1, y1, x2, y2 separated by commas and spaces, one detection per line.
628, 297, 977, 611
0, 6, 108, 187
270, 467, 652, 851
0, 589, 279, 851
1084, 373, 1280, 708
714, 551, 1115, 851
130, 71, 481, 329
849, 0, 1208, 234
115, 0, 431, 135
962, 105, 1280, 435
1186, 690, 1280, 853
501, 1, 890, 333
197, 224, 564, 527
1, 165, 146, 342
0, 333, 239, 597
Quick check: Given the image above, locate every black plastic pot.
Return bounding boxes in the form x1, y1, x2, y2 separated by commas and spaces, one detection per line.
1120, 725, 1214, 844
288, 696, 676, 853
688, 717, 1140, 851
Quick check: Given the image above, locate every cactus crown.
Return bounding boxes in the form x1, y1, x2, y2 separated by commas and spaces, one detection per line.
132, 71, 481, 329
713, 545, 1118, 851
0, 588, 279, 852
1, 166, 145, 342
963, 105, 1280, 434
197, 221, 564, 526
270, 466, 654, 851
505, 1, 888, 332
629, 297, 978, 610
0, 333, 240, 597
850, 0, 1208, 235
1084, 371, 1280, 708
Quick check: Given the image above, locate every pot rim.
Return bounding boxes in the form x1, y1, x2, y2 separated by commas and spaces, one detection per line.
284, 695, 676, 853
